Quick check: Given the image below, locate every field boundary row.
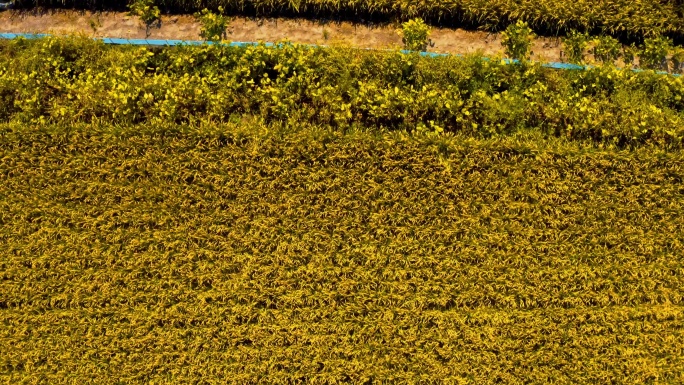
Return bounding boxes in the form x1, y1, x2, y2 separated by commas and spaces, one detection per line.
0, 32, 679, 78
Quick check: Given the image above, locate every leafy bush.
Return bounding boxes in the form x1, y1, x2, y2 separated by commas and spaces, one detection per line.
398, 18, 432, 52
562, 30, 589, 65
500, 20, 535, 62
671, 46, 684, 74
195, 6, 230, 42
127, 0, 161, 37
640, 36, 672, 70
591, 35, 621, 64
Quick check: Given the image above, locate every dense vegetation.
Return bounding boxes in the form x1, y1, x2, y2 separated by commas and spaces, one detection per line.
1, 120, 683, 383
1, 37, 684, 149
11, 0, 684, 43
1, 36, 684, 383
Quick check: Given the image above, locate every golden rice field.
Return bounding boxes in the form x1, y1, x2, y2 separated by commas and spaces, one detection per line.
1, 120, 683, 384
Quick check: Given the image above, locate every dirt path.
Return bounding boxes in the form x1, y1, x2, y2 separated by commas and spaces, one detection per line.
0, 9, 565, 62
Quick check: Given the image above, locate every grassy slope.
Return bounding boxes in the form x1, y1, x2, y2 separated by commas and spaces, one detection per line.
1, 121, 683, 384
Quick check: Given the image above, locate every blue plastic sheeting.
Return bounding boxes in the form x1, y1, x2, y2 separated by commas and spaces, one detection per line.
0, 32, 681, 77
100, 38, 130, 45
1, 33, 51, 39
547, 62, 587, 70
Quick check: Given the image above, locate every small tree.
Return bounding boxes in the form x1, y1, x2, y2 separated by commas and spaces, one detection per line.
640, 36, 672, 70
195, 6, 231, 42
128, 0, 161, 38
398, 18, 433, 52
670, 46, 684, 74
622, 43, 639, 69
501, 20, 535, 62
89, 16, 102, 33
591, 35, 621, 65
562, 30, 589, 64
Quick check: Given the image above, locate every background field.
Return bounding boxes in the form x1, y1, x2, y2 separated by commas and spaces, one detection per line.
10, 0, 684, 44
1, 121, 684, 383
0, 10, 570, 62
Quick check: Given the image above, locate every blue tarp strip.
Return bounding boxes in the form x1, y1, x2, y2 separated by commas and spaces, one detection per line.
0, 32, 680, 77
